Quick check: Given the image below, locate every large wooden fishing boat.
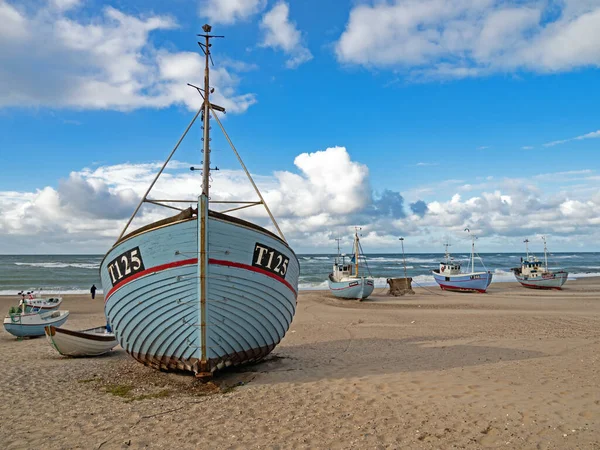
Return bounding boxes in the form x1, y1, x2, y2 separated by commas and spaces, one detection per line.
511, 238, 568, 290
100, 25, 299, 377
432, 230, 493, 293
327, 229, 374, 300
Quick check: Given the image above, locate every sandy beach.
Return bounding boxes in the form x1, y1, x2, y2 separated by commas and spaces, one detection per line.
1, 279, 599, 449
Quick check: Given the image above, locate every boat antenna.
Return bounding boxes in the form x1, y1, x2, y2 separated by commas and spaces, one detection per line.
542, 236, 548, 272
524, 238, 530, 260
197, 24, 223, 197
399, 237, 407, 279
443, 242, 451, 263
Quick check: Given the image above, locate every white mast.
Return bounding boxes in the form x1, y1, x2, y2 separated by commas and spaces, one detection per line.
354, 227, 361, 277
542, 236, 548, 272
465, 228, 475, 273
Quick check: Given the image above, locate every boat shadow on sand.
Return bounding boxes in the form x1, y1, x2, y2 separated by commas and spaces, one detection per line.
223, 336, 546, 384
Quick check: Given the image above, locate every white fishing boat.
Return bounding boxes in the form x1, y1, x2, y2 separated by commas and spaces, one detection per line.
45, 325, 118, 357
100, 25, 299, 378
511, 237, 568, 290
432, 230, 493, 293
18, 291, 62, 313
327, 229, 374, 300
3, 307, 70, 338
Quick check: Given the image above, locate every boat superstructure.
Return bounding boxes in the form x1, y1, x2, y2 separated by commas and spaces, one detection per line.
18, 291, 62, 313
511, 238, 568, 289
100, 25, 299, 377
432, 230, 493, 293
327, 229, 374, 300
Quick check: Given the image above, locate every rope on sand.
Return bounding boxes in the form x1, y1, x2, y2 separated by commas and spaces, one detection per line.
411, 279, 447, 297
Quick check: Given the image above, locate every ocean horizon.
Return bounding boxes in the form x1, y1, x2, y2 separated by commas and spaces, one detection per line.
1, 252, 599, 296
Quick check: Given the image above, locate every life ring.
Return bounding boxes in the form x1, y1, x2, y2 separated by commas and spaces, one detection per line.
441, 266, 445, 272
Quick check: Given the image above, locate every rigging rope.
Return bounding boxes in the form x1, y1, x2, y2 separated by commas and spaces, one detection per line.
357, 241, 373, 277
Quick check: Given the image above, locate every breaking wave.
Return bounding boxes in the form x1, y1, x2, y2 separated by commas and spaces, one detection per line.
14, 262, 100, 269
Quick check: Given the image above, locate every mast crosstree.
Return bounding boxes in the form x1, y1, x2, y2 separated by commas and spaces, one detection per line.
115, 24, 286, 243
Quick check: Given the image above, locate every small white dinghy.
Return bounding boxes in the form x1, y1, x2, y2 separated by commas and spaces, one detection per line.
45, 325, 118, 357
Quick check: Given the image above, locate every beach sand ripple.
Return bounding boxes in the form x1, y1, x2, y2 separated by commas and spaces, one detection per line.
1, 279, 599, 449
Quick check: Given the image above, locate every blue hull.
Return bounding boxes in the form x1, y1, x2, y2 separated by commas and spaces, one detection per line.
101, 207, 299, 374
3, 312, 70, 337
328, 276, 374, 299
432, 271, 493, 293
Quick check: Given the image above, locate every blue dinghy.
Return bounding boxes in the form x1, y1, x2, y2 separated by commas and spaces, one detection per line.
3, 310, 70, 338
100, 26, 299, 378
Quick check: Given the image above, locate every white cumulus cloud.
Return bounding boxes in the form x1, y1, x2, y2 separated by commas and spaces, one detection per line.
335, 0, 600, 79
260, 2, 313, 68
0, 1, 256, 112
199, 0, 266, 25
2, 147, 600, 253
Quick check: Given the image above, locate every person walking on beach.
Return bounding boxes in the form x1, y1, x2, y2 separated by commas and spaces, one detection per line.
90, 284, 97, 300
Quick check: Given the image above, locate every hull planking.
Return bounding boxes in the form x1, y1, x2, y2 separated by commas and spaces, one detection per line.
101, 210, 299, 375
45, 325, 118, 357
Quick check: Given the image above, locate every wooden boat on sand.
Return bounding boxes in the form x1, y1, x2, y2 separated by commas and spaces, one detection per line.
45, 325, 118, 357
100, 25, 299, 378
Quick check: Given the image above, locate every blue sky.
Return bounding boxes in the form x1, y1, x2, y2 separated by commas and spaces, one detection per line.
1, 0, 599, 253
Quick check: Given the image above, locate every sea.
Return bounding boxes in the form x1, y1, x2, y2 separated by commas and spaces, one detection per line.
1, 252, 599, 296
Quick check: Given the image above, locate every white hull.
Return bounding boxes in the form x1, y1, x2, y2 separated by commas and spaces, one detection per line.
45, 325, 118, 357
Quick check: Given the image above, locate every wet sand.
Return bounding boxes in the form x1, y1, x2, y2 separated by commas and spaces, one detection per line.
1, 279, 599, 449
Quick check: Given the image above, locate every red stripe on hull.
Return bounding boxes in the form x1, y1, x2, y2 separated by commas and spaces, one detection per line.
105, 258, 198, 302
439, 284, 487, 293
208, 258, 297, 295
105, 257, 297, 302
